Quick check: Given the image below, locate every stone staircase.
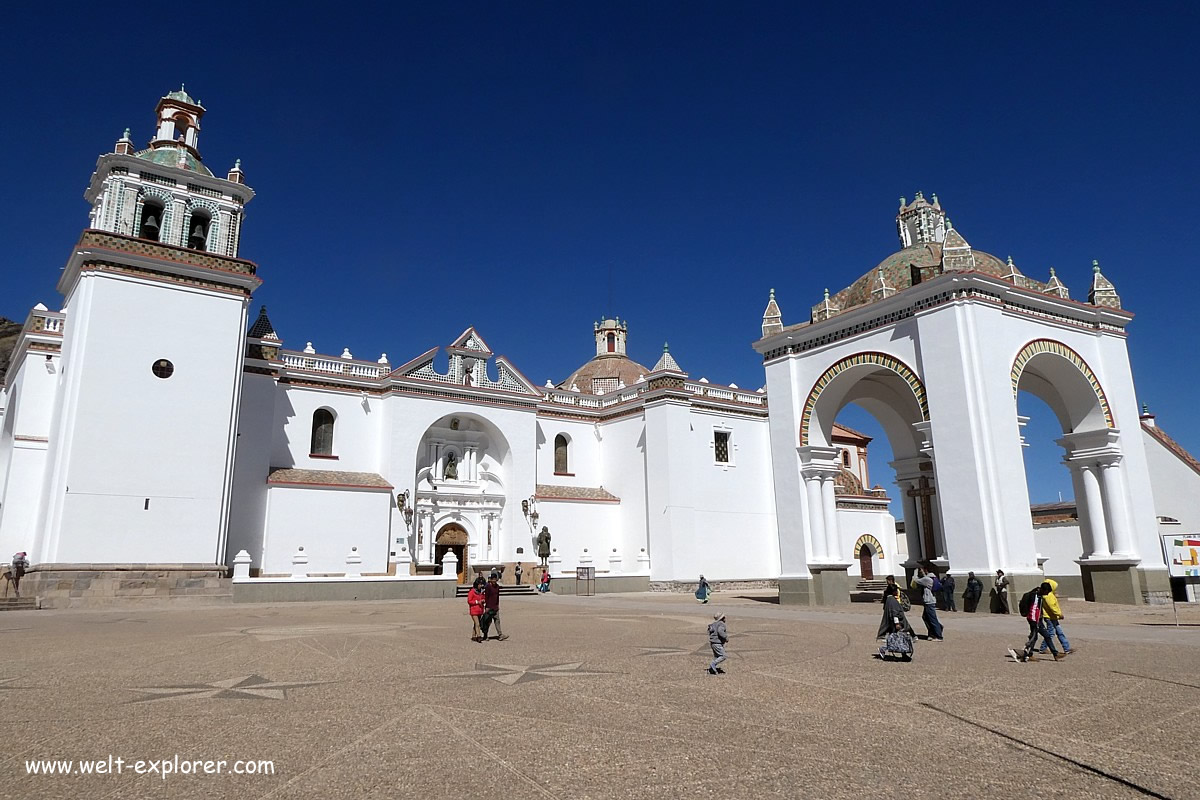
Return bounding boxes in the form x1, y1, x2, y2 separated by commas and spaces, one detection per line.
851, 578, 890, 603
454, 584, 537, 598
0, 596, 37, 611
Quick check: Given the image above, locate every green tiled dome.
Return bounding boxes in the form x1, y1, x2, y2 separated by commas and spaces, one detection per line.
133, 146, 213, 177
165, 86, 198, 105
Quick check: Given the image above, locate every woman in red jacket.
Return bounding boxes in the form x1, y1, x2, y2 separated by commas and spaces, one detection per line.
467, 577, 487, 642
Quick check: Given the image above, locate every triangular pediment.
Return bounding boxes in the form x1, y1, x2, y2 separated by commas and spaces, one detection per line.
448, 326, 493, 355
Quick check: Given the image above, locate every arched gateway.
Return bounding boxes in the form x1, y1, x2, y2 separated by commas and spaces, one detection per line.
755, 194, 1167, 606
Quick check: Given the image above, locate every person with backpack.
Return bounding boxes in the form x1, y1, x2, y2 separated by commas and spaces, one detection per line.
1037, 579, 1074, 656
1013, 583, 1064, 662
911, 567, 944, 641
466, 577, 487, 642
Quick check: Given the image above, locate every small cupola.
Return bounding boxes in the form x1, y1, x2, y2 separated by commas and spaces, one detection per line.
594, 317, 628, 357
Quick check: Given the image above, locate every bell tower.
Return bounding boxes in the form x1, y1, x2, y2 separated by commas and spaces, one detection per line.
29, 88, 262, 570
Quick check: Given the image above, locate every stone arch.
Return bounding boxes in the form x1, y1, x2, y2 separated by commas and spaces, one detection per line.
853, 534, 884, 559
1011, 339, 1114, 431
800, 352, 929, 448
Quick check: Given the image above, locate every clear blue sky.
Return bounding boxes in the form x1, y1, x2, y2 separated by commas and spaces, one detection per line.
2, 2, 1198, 507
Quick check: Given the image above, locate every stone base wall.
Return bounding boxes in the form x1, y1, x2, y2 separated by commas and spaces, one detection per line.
650, 579, 777, 593
547, 575, 651, 595
25, 564, 231, 609
233, 578, 458, 603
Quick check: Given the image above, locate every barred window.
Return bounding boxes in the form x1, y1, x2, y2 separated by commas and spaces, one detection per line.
714, 430, 730, 464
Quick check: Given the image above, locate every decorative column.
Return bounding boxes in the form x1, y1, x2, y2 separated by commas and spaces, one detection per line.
1099, 460, 1136, 557
805, 476, 827, 560
1078, 463, 1109, 557
897, 479, 922, 566
821, 476, 840, 562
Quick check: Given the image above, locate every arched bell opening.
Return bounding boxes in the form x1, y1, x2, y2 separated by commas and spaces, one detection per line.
139, 199, 165, 242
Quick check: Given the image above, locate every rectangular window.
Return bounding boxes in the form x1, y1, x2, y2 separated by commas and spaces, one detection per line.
714, 430, 730, 464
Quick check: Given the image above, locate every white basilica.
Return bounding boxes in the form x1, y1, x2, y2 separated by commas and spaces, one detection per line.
0, 91, 1194, 608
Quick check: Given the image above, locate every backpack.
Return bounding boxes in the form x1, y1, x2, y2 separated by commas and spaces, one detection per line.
899, 592, 912, 612
1018, 588, 1039, 618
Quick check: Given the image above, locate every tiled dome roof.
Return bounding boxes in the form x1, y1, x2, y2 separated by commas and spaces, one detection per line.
134, 145, 213, 176
559, 354, 650, 394
829, 242, 1014, 315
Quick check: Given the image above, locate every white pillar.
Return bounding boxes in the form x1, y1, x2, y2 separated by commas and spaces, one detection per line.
821, 476, 840, 562
232, 550, 252, 579
345, 547, 362, 578
291, 547, 309, 579
1099, 461, 1136, 556
1065, 462, 1095, 557
805, 476, 827, 560
897, 480, 921, 565
1080, 463, 1110, 557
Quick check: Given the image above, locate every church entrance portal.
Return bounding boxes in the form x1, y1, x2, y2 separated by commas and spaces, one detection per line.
434, 524, 469, 583
859, 547, 874, 580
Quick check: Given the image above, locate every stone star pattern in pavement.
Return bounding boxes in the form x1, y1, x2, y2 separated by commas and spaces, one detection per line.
435, 662, 614, 685
129, 674, 332, 702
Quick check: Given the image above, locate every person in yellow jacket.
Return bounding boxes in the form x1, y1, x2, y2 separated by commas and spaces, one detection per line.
1037, 579, 1074, 655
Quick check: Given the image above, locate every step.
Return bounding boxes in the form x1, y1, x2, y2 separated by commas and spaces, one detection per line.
454, 584, 538, 598
0, 597, 37, 611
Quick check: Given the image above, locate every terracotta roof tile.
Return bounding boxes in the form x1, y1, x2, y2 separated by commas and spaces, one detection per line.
267, 468, 394, 490
535, 484, 620, 502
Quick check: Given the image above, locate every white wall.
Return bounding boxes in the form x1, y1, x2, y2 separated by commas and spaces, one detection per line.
1036, 522, 1085, 578
39, 275, 246, 564
226, 372, 279, 568
262, 485, 391, 574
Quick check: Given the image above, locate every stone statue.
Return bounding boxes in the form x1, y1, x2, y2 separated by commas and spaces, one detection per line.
536, 526, 552, 566
444, 453, 457, 480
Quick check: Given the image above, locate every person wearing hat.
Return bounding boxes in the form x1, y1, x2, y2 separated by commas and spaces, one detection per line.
707, 613, 728, 675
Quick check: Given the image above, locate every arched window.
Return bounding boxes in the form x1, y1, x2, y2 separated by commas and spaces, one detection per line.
310, 409, 335, 456
606, 333, 616, 353
841, 449, 851, 467
139, 200, 164, 242
554, 434, 569, 474
173, 115, 190, 142
187, 210, 211, 250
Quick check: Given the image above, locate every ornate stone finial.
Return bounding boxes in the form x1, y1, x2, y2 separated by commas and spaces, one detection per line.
378, 353, 389, 364
899, 196, 906, 208
181, 83, 186, 92
1049, 267, 1056, 277
762, 288, 783, 337
823, 288, 830, 300
1093, 259, 1101, 273
915, 190, 924, 202
1142, 402, 1150, 415
341, 347, 354, 360
1088, 259, 1121, 308
663, 341, 670, 352
931, 193, 940, 206
303, 341, 316, 354
1007, 255, 1014, 267
1042, 267, 1070, 299
122, 127, 131, 139
769, 287, 775, 299
945, 217, 954, 230
234, 158, 242, 169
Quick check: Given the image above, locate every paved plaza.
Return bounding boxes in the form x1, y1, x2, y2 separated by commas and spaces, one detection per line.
2, 591, 1199, 799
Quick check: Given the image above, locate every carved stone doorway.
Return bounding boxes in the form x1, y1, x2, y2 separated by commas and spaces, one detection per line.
435, 524, 469, 583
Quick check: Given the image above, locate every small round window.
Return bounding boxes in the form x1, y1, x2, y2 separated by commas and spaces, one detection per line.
152, 359, 175, 379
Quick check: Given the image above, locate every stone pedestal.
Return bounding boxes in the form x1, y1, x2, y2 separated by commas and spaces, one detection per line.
778, 564, 851, 606
1078, 558, 1141, 604
232, 550, 252, 579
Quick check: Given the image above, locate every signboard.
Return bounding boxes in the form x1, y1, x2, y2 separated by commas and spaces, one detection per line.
1162, 534, 1200, 578
575, 566, 596, 597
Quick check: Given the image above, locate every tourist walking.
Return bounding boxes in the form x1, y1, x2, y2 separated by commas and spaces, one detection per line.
876, 583, 915, 640
696, 575, 711, 604
963, 571, 983, 613
942, 573, 957, 612
480, 574, 508, 641
466, 577, 487, 642
707, 613, 728, 674
877, 584, 915, 661
1014, 583, 1064, 662
911, 567, 944, 641
1037, 579, 1074, 656
537, 569, 551, 593
992, 569, 1010, 614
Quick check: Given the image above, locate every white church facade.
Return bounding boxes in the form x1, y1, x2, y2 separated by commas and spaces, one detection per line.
0, 91, 1190, 608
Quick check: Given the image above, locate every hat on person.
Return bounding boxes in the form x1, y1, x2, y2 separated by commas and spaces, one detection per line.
713, 613, 725, 621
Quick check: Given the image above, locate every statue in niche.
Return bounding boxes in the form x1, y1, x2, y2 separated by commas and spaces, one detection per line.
536, 525, 552, 566
444, 452, 458, 480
